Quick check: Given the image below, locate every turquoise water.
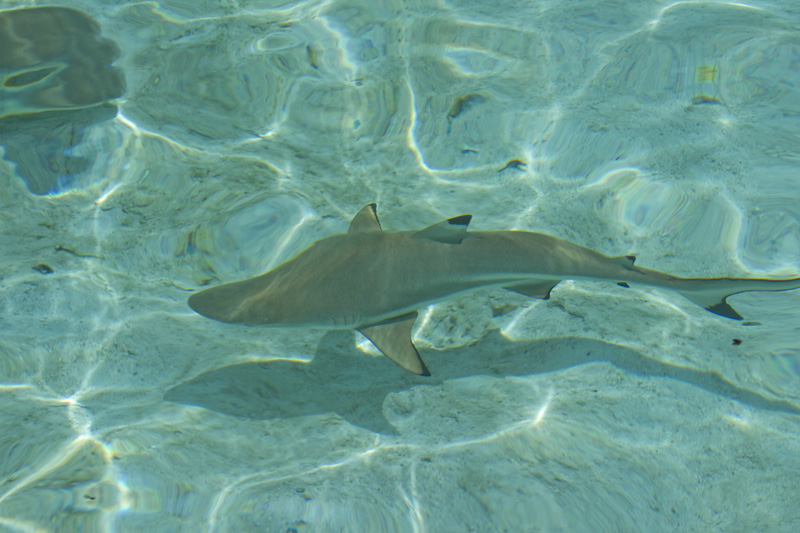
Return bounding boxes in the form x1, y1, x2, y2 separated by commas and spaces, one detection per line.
1, 0, 799, 531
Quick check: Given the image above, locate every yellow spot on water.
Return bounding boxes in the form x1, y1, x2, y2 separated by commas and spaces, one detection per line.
696, 65, 719, 82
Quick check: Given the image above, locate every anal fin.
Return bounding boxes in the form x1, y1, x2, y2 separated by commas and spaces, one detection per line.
504, 280, 561, 299
358, 312, 430, 375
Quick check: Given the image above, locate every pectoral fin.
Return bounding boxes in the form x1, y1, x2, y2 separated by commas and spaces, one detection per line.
358, 312, 430, 375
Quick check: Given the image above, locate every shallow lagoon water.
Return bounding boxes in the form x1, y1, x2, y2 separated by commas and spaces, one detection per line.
1, 0, 799, 531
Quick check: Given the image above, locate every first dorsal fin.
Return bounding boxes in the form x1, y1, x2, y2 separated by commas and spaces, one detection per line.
349, 203, 382, 233
413, 214, 472, 244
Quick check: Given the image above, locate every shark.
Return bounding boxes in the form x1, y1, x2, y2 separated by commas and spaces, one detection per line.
188, 203, 800, 376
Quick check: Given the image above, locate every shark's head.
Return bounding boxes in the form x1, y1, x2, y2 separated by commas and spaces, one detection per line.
188, 277, 282, 325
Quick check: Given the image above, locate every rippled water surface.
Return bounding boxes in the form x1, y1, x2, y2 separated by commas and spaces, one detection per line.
1, 0, 799, 531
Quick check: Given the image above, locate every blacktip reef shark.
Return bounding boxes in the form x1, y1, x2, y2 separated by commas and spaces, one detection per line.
188, 204, 800, 376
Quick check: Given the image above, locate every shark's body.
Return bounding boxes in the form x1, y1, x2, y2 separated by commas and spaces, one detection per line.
189, 204, 800, 375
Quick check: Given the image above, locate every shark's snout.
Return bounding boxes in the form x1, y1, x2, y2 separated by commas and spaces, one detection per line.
188, 284, 250, 323
187, 287, 225, 321
188, 277, 277, 325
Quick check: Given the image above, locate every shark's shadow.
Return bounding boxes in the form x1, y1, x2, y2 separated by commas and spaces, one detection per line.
165, 330, 800, 434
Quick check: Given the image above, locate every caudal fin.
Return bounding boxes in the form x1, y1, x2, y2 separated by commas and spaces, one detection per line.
678, 291, 743, 320
677, 276, 800, 320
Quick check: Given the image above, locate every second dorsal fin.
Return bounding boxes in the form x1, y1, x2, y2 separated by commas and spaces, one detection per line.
348, 203, 382, 233
612, 255, 637, 269
413, 214, 472, 244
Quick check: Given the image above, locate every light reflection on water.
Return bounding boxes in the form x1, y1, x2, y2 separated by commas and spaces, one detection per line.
1, 0, 799, 531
